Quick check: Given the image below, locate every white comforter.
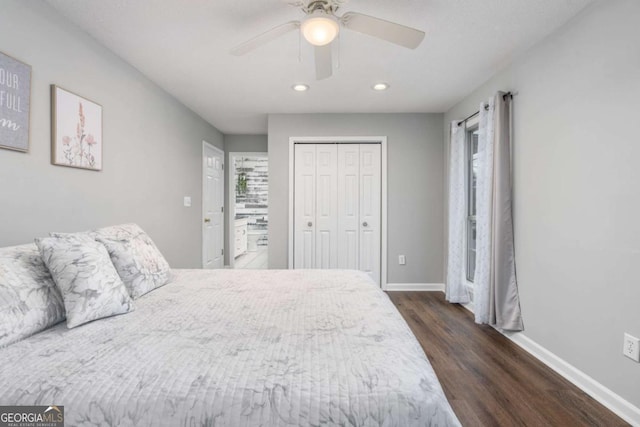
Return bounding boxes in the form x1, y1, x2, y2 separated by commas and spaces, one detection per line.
0, 269, 460, 426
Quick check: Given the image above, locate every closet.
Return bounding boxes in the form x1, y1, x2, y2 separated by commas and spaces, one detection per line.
293, 143, 381, 285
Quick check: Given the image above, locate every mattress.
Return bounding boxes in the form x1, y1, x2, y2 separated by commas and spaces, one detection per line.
0, 269, 460, 426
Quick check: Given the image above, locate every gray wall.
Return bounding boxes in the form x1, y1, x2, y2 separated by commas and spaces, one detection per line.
268, 113, 444, 284
444, 0, 640, 409
0, 1, 224, 268
223, 134, 268, 265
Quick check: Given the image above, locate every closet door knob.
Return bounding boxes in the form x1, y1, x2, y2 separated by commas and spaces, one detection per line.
362, 221, 368, 227
307, 221, 313, 227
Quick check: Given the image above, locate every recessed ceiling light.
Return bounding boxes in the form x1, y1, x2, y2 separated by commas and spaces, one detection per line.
292, 84, 309, 92
372, 83, 390, 91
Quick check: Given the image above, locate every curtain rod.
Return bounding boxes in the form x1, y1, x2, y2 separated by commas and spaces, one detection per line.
457, 91, 512, 126
457, 110, 480, 126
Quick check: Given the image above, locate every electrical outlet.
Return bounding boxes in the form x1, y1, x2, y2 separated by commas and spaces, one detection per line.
183, 196, 192, 207
398, 255, 406, 265
623, 333, 640, 362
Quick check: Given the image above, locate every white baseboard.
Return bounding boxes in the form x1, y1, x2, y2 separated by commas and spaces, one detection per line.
384, 283, 444, 292
458, 301, 639, 424
502, 331, 640, 426
461, 301, 475, 313
395, 291, 640, 424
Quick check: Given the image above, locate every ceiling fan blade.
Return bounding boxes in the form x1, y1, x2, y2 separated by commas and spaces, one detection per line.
314, 44, 333, 80
230, 21, 300, 56
341, 12, 425, 49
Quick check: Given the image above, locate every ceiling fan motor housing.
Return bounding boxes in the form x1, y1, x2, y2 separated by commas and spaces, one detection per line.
303, 0, 341, 14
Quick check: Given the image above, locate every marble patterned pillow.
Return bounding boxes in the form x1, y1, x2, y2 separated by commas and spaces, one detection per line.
93, 224, 172, 299
0, 244, 66, 347
36, 234, 134, 328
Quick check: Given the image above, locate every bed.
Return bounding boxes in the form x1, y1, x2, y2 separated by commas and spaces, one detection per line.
0, 267, 460, 426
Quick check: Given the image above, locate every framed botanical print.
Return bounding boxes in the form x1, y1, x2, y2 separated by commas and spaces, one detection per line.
51, 85, 103, 171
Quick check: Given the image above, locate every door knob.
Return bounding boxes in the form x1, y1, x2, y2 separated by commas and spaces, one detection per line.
307, 221, 313, 227
362, 221, 368, 227
204, 218, 211, 223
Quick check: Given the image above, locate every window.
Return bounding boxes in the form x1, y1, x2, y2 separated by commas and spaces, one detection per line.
466, 126, 479, 282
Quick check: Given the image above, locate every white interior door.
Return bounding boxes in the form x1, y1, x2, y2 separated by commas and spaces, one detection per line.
203, 143, 224, 269
294, 144, 316, 269
337, 144, 360, 270
315, 144, 338, 269
359, 144, 381, 285
294, 142, 381, 285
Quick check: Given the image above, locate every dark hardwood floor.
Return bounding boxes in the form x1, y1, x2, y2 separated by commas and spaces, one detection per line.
387, 291, 629, 427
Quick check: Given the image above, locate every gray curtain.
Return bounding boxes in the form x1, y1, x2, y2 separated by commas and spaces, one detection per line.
488, 92, 523, 331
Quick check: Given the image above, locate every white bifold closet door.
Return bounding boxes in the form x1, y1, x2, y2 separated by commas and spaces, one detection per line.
294, 143, 381, 285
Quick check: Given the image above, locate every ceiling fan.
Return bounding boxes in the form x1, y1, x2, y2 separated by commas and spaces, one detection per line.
230, 0, 425, 80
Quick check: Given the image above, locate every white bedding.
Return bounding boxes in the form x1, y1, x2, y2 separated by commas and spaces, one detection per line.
0, 269, 460, 426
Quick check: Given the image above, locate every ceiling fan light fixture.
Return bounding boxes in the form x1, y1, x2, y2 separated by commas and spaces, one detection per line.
292, 83, 310, 92
301, 13, 340, 46
372, 83, 390, 91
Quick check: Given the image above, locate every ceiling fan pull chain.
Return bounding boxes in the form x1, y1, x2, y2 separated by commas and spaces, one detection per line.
298, 30, 302, 62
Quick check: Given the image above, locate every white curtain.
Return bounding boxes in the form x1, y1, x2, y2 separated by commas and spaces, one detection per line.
445, 122, 469, 304
474, 92, 524, 331
474, 98, 495, 323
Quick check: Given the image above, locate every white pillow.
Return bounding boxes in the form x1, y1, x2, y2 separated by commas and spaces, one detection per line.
0, 244, 66, 347
36, 234, 134, 328
93, 224, 172, 299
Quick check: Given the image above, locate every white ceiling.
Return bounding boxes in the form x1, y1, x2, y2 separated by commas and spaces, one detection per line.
45, 0, 594, 134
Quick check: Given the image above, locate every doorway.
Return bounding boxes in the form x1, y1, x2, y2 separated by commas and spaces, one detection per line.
228, 152, 268, 269
202, 142, 224, 269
